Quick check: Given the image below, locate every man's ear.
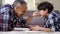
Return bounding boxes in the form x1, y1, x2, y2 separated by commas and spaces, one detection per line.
14, 6, 20, 11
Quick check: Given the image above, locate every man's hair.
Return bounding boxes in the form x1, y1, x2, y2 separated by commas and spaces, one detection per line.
12, 0, 27, 7
37, 2, 54, 13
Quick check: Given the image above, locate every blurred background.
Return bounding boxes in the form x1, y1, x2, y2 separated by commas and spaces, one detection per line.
0, 0, 60, 18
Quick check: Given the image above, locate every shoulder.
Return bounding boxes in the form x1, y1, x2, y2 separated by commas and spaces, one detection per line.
48, 11, 59, 21
48, 11, 59, 18
0, 4, 13, 14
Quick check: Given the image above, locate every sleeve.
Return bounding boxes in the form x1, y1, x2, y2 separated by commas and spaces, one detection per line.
20, 18, 27, 28
49, 18, 55, 31
21, 18, 26, 24
49, 17, 59, 31
0, 7, 10, 21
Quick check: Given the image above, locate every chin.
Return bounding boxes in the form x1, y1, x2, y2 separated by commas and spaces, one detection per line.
20, 15, 23, 18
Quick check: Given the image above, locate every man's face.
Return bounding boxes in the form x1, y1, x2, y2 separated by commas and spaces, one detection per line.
14, 3, 27, 18
39, 9, 48, 17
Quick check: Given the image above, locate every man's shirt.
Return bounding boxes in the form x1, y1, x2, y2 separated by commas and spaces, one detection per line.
0, 4, 26, 31
12, 14, 26, 28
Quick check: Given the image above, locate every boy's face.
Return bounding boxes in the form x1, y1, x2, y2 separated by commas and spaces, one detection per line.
39, 9, 48, 17
14, 3, 27, 18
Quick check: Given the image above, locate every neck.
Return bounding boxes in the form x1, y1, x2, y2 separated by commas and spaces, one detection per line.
40, 15, 45, 18
40, 13, 49, 18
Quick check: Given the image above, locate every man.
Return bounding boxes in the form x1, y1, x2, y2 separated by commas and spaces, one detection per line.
12, 0, 27, 28
0, 0, 27, 31
26, 2, 60, 32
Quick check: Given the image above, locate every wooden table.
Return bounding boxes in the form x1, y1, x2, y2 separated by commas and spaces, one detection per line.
0, 31, 60, 34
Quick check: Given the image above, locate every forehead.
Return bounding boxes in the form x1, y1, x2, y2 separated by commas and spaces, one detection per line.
17, 3, 27, 8
21, 3, 27, 7
38, 10, 44, 12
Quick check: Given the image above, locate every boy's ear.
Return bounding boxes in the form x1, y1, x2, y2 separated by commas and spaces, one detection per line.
45, 9, 48, 11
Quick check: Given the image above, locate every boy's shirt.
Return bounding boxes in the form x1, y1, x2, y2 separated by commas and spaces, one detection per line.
44, 11, 60, 31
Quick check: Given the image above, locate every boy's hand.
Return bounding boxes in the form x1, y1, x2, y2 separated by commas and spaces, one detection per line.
28, 25, 43, 31
32, 11, 40, 17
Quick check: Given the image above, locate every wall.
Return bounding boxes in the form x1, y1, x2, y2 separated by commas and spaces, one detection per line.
35, 0, 60, 11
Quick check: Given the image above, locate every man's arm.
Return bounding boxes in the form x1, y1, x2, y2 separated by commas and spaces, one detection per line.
26, 14, 33, 25
26, 11, 40, 25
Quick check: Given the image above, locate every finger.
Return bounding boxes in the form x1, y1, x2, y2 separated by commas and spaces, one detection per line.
34, 12, 39, 14
34, 13, 39, 16
35, 12, 39, 15
28, 27, 33, 31
28, 25, 33, 28
35, 25, 39, 27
